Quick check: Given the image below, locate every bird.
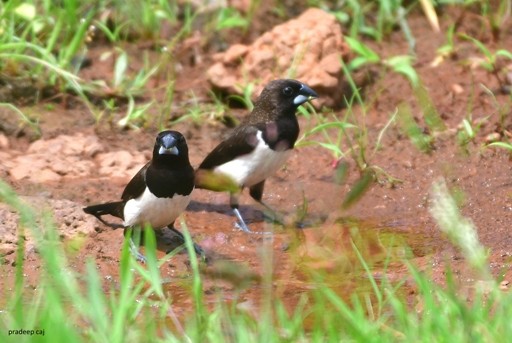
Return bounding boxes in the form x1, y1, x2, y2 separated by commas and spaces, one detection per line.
195, 79, 318, 232
83, 130, 202, 262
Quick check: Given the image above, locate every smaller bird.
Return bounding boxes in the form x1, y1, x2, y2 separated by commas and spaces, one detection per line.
195, 79, 318, 232
83, 130, 201, 262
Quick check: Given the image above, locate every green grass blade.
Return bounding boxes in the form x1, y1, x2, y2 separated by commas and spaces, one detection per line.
397, 102, 433, 153
342, 169, 375, 209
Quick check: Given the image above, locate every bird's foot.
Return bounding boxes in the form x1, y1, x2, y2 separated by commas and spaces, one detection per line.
166, 244, 207, 263
233, 208, 272, 235
129, 239, 147, 263
233, 208, 252, 233
166, 226, 207, 261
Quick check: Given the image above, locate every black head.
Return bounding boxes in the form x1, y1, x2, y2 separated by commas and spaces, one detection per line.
250, 79, 318, 122
153, 130, 189, 162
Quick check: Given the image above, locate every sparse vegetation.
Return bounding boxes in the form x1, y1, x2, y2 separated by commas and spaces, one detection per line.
3, 177, 512, 342
2, 0, 512, 342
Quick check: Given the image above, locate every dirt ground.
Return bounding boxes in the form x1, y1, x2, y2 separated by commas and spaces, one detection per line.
1, 9, 512, 317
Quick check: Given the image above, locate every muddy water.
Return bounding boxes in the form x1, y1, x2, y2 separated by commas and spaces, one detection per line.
151, 218, 441, 323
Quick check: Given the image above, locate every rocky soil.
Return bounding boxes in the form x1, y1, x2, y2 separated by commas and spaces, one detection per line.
1, 7, 512, 311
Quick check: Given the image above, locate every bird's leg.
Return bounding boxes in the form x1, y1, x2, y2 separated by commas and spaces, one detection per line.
125, 227, 147, 263
166, 224, 206, 259
249, 181, 286, 226
231, 186, 277, 234
129, 238, 147, 263
230, 192, 252, 233
233, 207, 251, 232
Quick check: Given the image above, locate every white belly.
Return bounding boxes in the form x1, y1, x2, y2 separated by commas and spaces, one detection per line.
213, 131, 291, 187
123, 188, 191, 229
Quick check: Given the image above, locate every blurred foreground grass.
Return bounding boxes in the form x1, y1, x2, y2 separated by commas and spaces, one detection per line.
1, 178, 512, 342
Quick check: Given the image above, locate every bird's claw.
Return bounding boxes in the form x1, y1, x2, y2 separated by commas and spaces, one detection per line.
129, 239, 147, 263
233, 215, 272, 236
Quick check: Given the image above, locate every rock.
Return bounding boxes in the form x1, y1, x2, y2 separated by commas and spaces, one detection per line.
96, 150, 146, 178
82, 136, 104, 157
9, 160, 45, 180
0, 243, 15, 257
51, 159, 74, 176
0, 133, 9, 149
223, 44, 249, 63
5, 132, 146, 183
485, 132, 501, 144
28, 133, 103, 156
34, 169, 61, 183
451, 83, 464, 94
207, 8, 351, 108
0, 197, 99, 259
72, 160, 96, 176
207, 63, 238, 90
0, 151, 11, 163
6, 133, 105, 183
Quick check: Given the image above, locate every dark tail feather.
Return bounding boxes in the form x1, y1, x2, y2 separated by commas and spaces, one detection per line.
83, 202, 125, 229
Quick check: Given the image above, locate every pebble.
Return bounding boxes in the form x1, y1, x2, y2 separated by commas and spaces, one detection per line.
485, 132, 501, 144
500, 280, 510, 291
0, 133, 9, 149
451, 83, 464, 94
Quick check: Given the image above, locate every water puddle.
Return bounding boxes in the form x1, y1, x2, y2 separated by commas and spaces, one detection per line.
0, 217, 445, 335
160, 217, 442, 320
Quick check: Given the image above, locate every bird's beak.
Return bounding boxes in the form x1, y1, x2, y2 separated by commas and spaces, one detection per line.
293, 84, 319, 105
159, 135, 179, 155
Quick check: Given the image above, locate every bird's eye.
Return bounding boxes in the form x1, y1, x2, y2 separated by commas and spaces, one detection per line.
282, 86, 293, 96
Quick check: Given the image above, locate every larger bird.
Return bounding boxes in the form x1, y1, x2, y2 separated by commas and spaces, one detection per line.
195, 79, 318, 232
83, 130, 201, 261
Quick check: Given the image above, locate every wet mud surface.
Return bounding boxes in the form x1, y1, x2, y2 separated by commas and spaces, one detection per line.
1, 10, 512, 316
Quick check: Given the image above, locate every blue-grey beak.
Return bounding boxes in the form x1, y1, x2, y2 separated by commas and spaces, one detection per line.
293, 84, 318, 105
159, 134, 179, 155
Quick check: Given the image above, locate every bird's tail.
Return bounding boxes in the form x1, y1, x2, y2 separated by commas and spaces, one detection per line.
83, 202, 125, 229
